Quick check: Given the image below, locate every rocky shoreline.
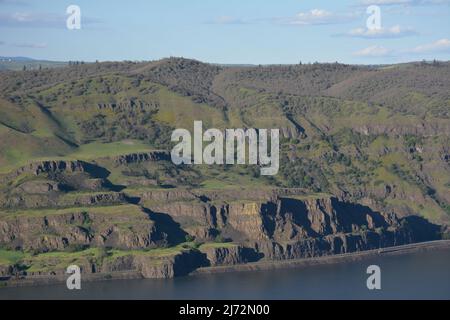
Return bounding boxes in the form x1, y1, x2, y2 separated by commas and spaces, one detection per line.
193, 240, 450, 275
1, 240, 449, 288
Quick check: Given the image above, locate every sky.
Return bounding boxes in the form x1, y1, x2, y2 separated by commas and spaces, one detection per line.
0, 0, 449, 64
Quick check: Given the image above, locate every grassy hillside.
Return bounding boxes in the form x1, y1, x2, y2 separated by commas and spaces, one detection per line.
0, 58, 449, 226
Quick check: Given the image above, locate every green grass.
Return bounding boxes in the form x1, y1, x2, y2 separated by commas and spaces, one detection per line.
385, 198, 445, 223
199, 242, 237, 249
0, 204, 144, 219
288, 193, 333, 201
69, 140, 155, 159
3, 244, 191, 273
108, 243, 194, 260
23, 242, 198, 272
0, 140, 155, 173
0, 249, 29, 265
153, 85, 228, 129
0, 241, 201, 272
24, 248, 101, 273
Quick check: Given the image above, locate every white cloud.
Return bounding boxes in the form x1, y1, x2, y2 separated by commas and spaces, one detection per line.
208, 9, 360, 26
11, 12, 33, 22
280, 9, 359, 26
293, 9, 332, 25
359, 0, 450, 6
409, 38, 450, 53
354, 45, 393, 57
345, 25, 417, 38
353, 39, 450, 59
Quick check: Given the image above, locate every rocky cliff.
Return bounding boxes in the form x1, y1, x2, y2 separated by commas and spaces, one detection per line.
0, 193, 441, 282
0, 205, 173, 252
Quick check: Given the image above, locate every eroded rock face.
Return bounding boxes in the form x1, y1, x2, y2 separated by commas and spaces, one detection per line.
200, 245, 260, 266
251, 229, 410, 261
0, 208, 169, 252
111, 151, 171, 166
4, 248, 208, 279
0, 160, 110, 186
0, 191, 127, 210
101, 249, 208, 278
147, 197, 397, 241
1, 161, 85, 183
138, 188, 306, 204
0, 194, 442, 279
0, 195, 441, 256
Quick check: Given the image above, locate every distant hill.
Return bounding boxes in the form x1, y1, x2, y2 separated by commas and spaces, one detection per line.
0, 56, 35, 62
0, 56, 68, 71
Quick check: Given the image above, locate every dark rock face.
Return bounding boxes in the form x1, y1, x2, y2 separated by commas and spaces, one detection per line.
171, 250, 209, 276
102, 249, 208, 279
0, 191, 127, 210
0, 195, 441, 256
111, 151, 171, 166
251, 230, 415, 261
0, 193, 442, 279
137, 188, 307, 203
200, 245, 261, 266
146, 196, 441, 260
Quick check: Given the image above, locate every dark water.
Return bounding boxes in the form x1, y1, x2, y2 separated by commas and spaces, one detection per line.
1, 249, 449, 300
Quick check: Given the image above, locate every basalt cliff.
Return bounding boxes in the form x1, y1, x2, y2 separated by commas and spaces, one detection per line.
0, 156, 444, 282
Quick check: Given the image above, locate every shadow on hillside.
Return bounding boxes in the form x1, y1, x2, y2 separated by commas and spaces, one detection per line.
401, 215, 442, 241
142, 207, 188, 245
80, 161, 126, 192
331, 198, 389, 229
81, 161, 111, 179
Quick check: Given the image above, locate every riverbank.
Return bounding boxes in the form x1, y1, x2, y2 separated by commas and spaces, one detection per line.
193, 240, 450, 275
1, 240, 449, 289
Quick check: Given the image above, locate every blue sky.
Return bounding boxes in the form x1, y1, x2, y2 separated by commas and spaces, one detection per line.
0, 0, 449, 64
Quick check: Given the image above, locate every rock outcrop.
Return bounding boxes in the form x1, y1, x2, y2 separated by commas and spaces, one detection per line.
0, 205, 174, 252
0, 193, 442, 281
99, 248, 209, 278
0, 191, 128, 210
200, 245, 260, 266
110, 151, 171, 166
